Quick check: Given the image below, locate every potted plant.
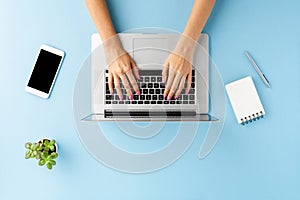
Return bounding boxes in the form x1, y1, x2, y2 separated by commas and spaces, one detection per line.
25, 139, 58, 170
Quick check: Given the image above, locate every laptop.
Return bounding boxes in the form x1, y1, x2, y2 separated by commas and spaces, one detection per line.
82, 33, 218, 121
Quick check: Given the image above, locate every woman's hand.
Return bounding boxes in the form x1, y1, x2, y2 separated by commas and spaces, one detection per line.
103, 36, 140, 100
162, 36, 195, 100
107, 51, 140, 100
162, 53, 192, 101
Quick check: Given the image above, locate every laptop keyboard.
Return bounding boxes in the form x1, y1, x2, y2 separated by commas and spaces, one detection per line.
105, 70, 195, 105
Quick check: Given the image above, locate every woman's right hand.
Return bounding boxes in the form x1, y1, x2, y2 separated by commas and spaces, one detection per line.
106, 49, 140, 100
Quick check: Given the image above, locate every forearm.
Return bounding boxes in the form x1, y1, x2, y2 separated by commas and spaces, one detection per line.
85, 0, 117, 41
183, 0, 216, 41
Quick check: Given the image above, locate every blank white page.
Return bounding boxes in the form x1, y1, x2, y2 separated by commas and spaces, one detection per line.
225, 76, 265, 124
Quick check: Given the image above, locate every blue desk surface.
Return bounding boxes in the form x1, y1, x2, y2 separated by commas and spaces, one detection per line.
1, 0, 300, 199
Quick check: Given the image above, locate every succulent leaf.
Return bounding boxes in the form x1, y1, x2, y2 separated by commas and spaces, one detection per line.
46, 163, 52, 170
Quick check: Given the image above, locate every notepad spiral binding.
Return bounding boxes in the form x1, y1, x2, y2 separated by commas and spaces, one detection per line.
240, 111, 264, 125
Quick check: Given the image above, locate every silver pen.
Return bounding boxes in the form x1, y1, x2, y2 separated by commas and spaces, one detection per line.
245, 51, 271, 88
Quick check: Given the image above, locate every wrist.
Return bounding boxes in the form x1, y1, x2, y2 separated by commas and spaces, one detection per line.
175, 35, 196, 55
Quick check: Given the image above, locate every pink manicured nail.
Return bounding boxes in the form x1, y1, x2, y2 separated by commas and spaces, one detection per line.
167, 97, 171, 101
120, 95, 123, 100
137, 75, 141, 80
162, 77, 165, 83
163, 94, 167, 99
136, 91, 140, 95
110, 91, 113, 95
174, 96, 178, 100
129, 95, 133, 100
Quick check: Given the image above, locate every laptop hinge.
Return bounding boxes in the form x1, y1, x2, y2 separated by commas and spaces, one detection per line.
104, 110, 196, 118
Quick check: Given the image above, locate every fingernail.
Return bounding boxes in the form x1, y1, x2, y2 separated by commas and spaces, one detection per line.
136, 91, 140, 95
120, 95, 123, 100
185, 89, 189, 95
167, 96, 171, 101
137, 75, 141, 80
174, 96, 178, 100
162, 77, 165, 83
110, 91, 113, 95
129, 95, 133, 100
163, 94, 167, 99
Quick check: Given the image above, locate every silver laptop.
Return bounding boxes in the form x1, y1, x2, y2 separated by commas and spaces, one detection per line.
82, 33, 218, 121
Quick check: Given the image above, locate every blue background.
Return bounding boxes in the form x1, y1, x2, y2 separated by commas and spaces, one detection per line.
1, 0, 300, 199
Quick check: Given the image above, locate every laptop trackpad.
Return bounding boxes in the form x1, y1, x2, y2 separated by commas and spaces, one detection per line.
133, 38, 169, 66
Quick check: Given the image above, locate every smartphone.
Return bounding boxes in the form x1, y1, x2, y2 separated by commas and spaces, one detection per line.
25, 44, 65, 98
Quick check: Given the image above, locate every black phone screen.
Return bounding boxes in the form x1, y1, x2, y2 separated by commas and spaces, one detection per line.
27, 49, 62, 93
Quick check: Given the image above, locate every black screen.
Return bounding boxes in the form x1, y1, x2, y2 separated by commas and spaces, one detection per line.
27, 49, 62, 93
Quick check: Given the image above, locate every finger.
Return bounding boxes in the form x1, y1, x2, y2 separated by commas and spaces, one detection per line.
164, 68, 176, 99
185, 68, 193, 94
120, 74, 133, 100
162, 60, 169, 83
108, 72, 114, 95
167, 73, 182, 100
114, 75, 123, 100
126, 70, 140, 95
131, 59, 140, 80
174, 76, 186, 99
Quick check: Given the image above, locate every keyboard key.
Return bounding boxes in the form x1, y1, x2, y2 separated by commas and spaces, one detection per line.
119, 101, 124, 104
106, 77, 108, 82
134, 95, 139, 100
148, 83, 153, 88
106, 101, 111, 104
143, 89, 148, 94
183, 101, 188, 104
189, 95, 195, 100
132, 101, 137, 104
164, 101, 169, 104
189, 89, 195, 94
139, 77, 144, 82
151, 101, 156, 104
149, 89, 154, 94
145, 101, 150, 104
141, 84, 147, 88
152, 95, 157, 100
154, 83, 159, 88
157, 101, 163, 104
176, 101, 182, 104
145, 77, 150, 82
177, 96, 182, 100
125, 101, 130, 104
160, 83, 165, 88
146, 95, 151, 100
151, 77, 156, 82
190, 101, 195, 104
106, 95, 113, 100
140, 95, 145, 100
155, 89, 161, 94
192, 70, 195, 76
159, 95, 164, 100
192, 77, 195, 82
112, 101, 118, 104
183, 95, 188, 100
115, 95, 120, 100
191, 83, 195, 88
157, 77, 162, 82
170, 101, 175, 104
138, 101, 143, 104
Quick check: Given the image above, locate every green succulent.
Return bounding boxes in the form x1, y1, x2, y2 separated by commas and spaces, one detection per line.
25, 139, 58, 170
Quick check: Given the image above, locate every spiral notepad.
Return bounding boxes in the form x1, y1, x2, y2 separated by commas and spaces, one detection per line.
226, 76, 265, 125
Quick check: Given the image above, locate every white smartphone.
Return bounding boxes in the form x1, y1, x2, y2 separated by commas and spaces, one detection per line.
25, 44, 65, 98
